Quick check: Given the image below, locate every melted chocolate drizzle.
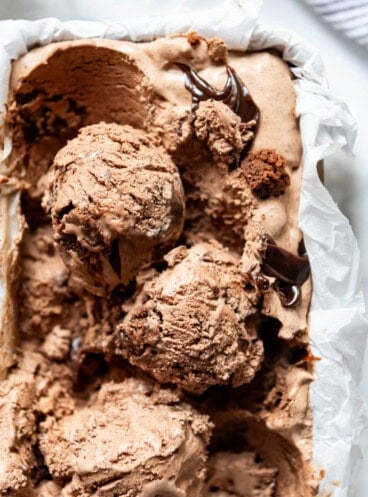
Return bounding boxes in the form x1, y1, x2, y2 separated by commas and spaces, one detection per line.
250, 271, 270, 293
273, 280, 300, 308
176, 62, 260, 124
257, 234, 310, 308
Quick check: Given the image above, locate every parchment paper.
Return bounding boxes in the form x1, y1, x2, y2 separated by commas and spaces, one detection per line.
0, 1, 366, 495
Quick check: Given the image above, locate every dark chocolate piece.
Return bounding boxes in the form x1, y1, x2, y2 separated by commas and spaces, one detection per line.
257, 234, 310, 308
258, 235, 310, 287
176, 62, 259, 124
273, 280, 300, 308
250, 271, 270, 292
298, 237, 307, 257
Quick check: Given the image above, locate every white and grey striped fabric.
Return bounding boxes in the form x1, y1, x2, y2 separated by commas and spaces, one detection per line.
305, 0, 368, 48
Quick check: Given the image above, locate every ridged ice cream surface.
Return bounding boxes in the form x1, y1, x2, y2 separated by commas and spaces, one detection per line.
0, 34, 315, 497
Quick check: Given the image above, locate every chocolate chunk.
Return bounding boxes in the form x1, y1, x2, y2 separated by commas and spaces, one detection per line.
259, 236, 310, 287
257, 235, 310, 308
176, 62, 259, 124
273, 281, 300, 308
250, 271, 270, 292
242, 149, 290, 199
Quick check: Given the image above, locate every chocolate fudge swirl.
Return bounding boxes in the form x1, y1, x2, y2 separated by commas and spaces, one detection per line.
257, 234, 310, 307
176, 62, 260, 124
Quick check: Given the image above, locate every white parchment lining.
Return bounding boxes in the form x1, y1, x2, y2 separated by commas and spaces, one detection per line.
0, 1, 366, 495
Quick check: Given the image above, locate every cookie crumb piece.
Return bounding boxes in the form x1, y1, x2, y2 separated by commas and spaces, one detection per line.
242, 149, 290, 199
186, 31, 203, 46
207, 37, 228, 63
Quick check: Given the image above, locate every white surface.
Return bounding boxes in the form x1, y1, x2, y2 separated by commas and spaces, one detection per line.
0, 1, 367, 495
260, 2, 368, 495
305, 0, 368, 49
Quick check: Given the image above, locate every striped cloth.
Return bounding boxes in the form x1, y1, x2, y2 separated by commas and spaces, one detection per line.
305, 0, 368, 48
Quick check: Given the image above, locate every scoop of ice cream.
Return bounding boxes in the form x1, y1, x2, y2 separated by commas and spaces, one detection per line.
40, 378, 211, 497
118, 242, 264, 394
205, 451, 277, 497
51, 122, 185, 296
18, 225, 75, 337
193, 100, 255, 166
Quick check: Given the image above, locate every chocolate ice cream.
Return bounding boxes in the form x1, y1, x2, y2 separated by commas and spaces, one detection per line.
194, 100, 255, 166
119, 242, 264, 394
40, 378, 211, 497
0, 349, 211, 497
0, 371, 36, 494
205, 451, 277, 497
18, 225, 74, 337
1, 34, 315, 497
51, 122, 185, 296
205, 410, 313, 497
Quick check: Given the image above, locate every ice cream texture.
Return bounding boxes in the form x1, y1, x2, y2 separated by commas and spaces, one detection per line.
1, 33, 315, 496
40, 378, 210, 497
119, 242, 264, 394
51, 122, 185, 296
